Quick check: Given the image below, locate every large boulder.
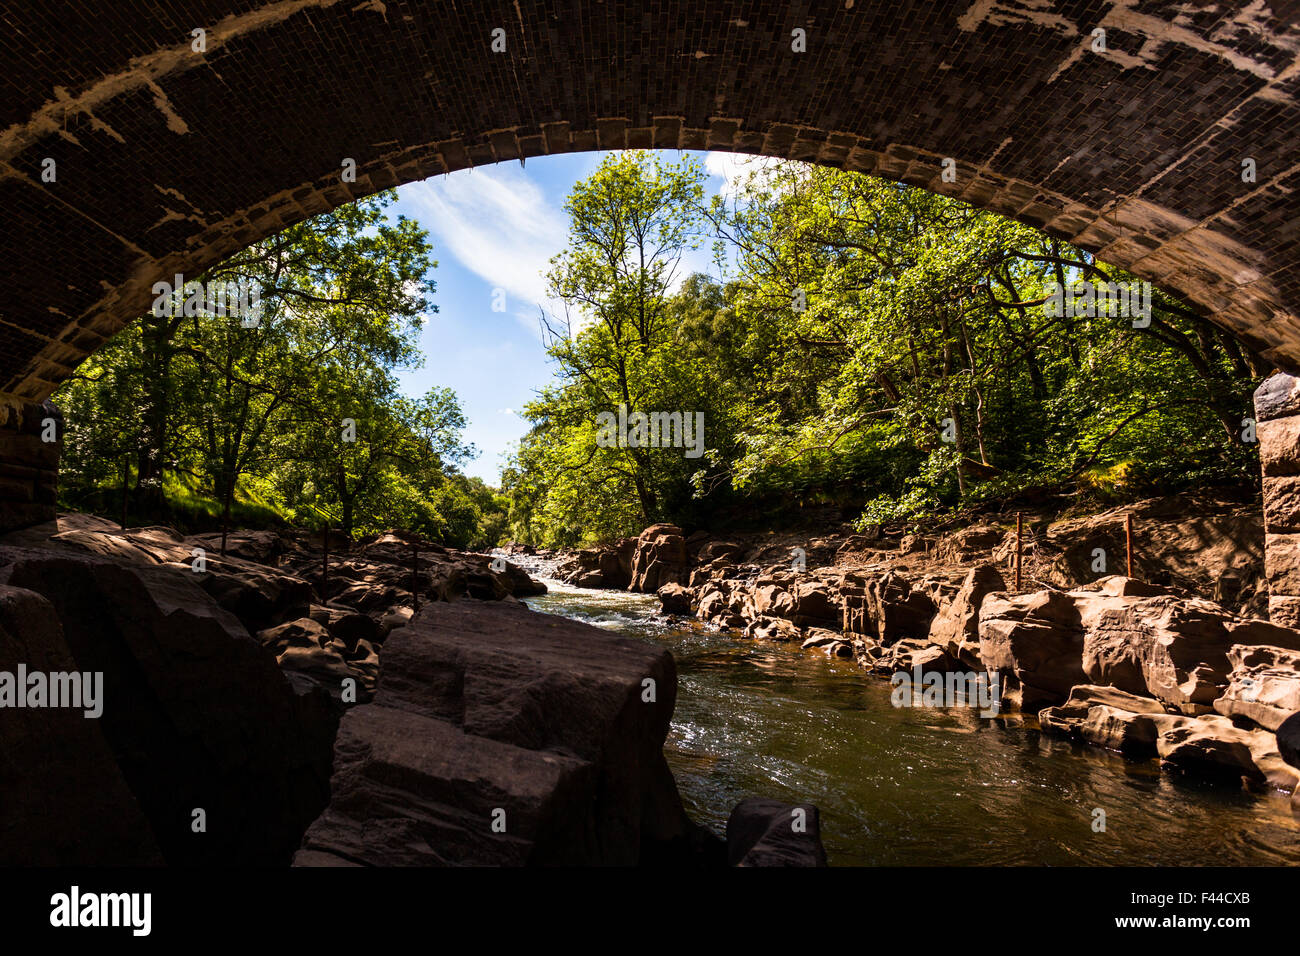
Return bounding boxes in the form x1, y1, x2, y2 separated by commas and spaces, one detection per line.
695, 579, 753, 629
557, 539, 636, 589
841, 571, 935, 646
865, 572, 936, 646
697, 540, 745, 564
1038, 685, 1166, 756
657, 582, 693, 615
628, 524, 690, 593
0, 548, 337, 865
979, 589, 1087, 710
878, 640, 962, 678
296, 599, 714, 865
744, 616, 803, 642
981, 584, 1300, 713
1276, 710, 1300, 769
1077, 591, 1300, 712
725, 798, 828, 866
753, 581, 796, 619
928, 564, 1005, 666
802, 627, 854, 658
0, 584, 163, 865
791, 579, 839, 627
1150, 713, 1278, 787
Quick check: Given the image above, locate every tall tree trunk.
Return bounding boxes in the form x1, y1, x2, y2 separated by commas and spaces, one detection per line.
135, 312, 174, 514
960, 320, 991, 466
940, 310, 967, 497
950, 403, 968, 497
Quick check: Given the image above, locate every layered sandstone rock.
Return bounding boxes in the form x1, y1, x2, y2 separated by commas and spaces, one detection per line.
657, 582, 693, 615
0, 583, 162, 865
1038, 685, 1166, 756
744, 616, 803, 642
979, 589, 1088, 711
927, 564, 1005, 666
980, 582, 1300, 713
628, 523, 691, 593
555, 537, 635, 589
1214, 644, 1300, 731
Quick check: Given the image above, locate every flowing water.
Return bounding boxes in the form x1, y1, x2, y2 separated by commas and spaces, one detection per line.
521, 569, 1300, 866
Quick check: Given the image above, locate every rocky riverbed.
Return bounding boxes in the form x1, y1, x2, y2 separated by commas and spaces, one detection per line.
529, 494, 1300, 803
520, 573, 1300, 864
5, 498, 1295, 867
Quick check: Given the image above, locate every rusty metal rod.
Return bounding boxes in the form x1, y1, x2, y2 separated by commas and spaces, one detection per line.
1015, 512, 1023, 592
1126, 512, 1134, 578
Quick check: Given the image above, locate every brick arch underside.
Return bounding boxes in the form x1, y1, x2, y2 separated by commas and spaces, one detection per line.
2, 0, 1299, 403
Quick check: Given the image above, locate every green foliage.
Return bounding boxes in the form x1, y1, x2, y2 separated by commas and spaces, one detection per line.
507, 156, 1264, 545
56, 191, 507, 547
59, 158, 1263, 551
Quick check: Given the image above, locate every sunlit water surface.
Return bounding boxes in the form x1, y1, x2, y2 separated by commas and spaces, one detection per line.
521, 569, 1300, 865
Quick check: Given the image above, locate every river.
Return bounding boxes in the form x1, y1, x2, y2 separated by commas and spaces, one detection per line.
520, 570, 1300, 865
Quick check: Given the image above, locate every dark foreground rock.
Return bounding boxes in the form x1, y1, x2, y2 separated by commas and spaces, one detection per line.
726, 797, 828, 866
0, 546, 337, 865
296, 599, 721, 866
6, 515, 548, 703
0, 583, 162, 865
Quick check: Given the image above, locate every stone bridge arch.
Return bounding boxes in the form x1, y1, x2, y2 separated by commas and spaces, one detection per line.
1, 0, 1299, 528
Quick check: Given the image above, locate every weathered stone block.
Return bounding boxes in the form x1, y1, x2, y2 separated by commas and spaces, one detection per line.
1258, 415, 1300, 477
1264, 532, 1300, 594
1263, 475, 1300, 532
1270, 595, 1300, 629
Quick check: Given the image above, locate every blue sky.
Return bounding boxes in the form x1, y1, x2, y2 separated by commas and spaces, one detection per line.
389, 150, 749, 484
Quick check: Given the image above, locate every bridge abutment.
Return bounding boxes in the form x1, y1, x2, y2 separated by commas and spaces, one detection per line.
1256, 374, 1300, 626
0, 399, 60, 533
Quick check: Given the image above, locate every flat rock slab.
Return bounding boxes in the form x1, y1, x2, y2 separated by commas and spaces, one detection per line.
296, 599, 703, 866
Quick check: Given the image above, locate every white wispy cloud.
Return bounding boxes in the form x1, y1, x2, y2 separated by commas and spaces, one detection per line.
706, 150, 775, 200
400, 166, 569, 336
